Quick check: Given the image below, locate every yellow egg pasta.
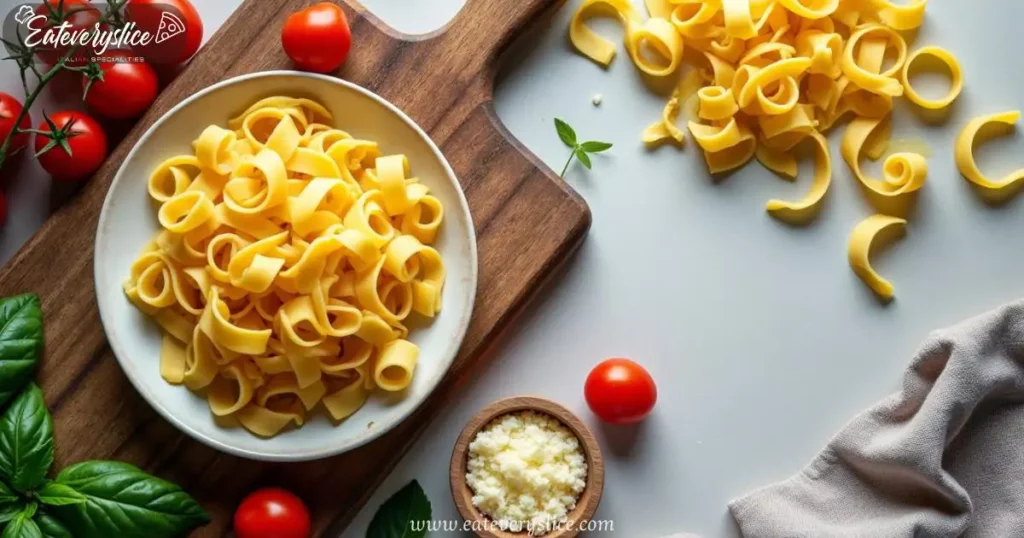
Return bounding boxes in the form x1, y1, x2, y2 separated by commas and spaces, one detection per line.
124, 96, 447, 437
569, 0, 973, 300
847, 214, 907, 302
955, 111, 1024, 197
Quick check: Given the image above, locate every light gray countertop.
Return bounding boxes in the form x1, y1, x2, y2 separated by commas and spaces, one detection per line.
4, 1, 1024, 537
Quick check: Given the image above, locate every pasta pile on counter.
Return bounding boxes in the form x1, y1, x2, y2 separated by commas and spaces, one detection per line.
570, 0, 1021, 300
123, 96, 446, 437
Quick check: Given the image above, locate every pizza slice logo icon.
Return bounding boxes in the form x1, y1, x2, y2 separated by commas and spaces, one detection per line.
155, 11, 186, 44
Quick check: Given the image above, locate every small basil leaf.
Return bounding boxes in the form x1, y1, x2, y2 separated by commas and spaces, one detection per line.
579, 140, 613, 153
575, 148, 593, 169
21, 503, 35, 519
366, 480, 431, 538
53, 461, 209, 538
37, 482, 85, 506
1, 510, 41, 538
0, 481, 18, 504
0, 294, 43, 408
34, 514, 72, 538
0, 384, 54, 492
0, 500, 24, 524
554, 118, 577, 148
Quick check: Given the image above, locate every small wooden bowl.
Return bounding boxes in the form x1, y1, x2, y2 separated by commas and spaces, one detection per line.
450, 396, 605, 538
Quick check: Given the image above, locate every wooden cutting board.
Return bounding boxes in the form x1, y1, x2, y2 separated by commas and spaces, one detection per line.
0, 0, 588, 535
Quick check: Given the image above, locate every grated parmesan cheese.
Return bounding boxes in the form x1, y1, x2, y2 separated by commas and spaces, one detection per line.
466, 411, 587, 535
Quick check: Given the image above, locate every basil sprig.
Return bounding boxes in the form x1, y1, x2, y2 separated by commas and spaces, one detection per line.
0, 294, 209, 537
366, 480, 431, 538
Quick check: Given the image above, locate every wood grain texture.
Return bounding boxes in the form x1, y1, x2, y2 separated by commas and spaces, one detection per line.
0, 0, 589, 535
449, 397, 604, 538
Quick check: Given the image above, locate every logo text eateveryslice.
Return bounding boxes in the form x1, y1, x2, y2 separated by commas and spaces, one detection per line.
15, 9, 186, 55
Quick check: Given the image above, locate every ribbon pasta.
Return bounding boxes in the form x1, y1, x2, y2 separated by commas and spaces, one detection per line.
569, 0, 972, 299
124, 96, 447, 437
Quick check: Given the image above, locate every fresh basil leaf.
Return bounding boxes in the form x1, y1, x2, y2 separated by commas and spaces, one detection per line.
575, 148, 593, 169
0, 384, 53, 492
0, 294, 43, 408
33, 514, 72, 538
554, 118, 577, 148
53, 461, 209, 538
366, 480, 431, 538
36, 482, 84, 506
0, 500, 24, 524
1, 510, 41, 538
20, 503, 35, 520
0, 481, 18, 504
579, 140, 613, 153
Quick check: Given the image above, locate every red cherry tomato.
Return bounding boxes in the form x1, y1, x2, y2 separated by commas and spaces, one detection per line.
31, 0, 101, 66
281, 3, 352, 73
125, 0, 203, 64
234, 488, 311, 538
83, 62, 159, 119
33, 111, 107, 182
0, 93, 31, 158
584, 358, 657, 424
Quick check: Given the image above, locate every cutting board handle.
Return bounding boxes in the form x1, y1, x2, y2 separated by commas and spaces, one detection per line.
438, 0, 564, 78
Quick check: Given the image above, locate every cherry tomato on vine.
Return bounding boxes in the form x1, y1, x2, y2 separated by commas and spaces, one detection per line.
82, 61, 159, 119
234, 488, 311, 538
584, 358, 658, 424
126, 0, 204, 64
0, 93, 31, 158
281, 3, 352, 73
33, 111, 107, 182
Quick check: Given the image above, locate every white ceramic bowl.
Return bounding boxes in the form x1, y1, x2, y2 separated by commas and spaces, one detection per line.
94, 71, 477, 461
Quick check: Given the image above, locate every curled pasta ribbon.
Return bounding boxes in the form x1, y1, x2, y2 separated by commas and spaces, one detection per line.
227, 232, 289, 293
643, 93, 686, 145
374, 339, 419, 392
848, 214, 906, 301
288, 178, 352, 237
200, 288, 272, 355
376, 154, 412, 216
344, 191, 395, 248
322, 368, 370, 420
400, 188, 444, 245
568, 0, 643, 66
901, 46, 963, 110
195, 125, 239, 176
688, 118, 757, 174
737, 57, 811, 110
842, 25, 906, 97
766, 131, 832, 222
796, 31, 842, 77
779, 0, 839, 20
148, 156, 199, 202
125, 252, 176, 309
228, 96, 332, 129
208, 363, 255, 416
224, 149, 289, 215
698, 86, 740, 121
955, 111, 1024, 196
869, 0, 926, 30
241, 108, 302, 163
237, 382, 306, 438
157, 191, 216, 234
159, 335, 186, 384
670, 1, 720, 39
841, 116, 927, 197
626, 17, 685, 77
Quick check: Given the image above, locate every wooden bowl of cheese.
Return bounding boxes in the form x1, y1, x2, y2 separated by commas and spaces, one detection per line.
450, 396, 604, 538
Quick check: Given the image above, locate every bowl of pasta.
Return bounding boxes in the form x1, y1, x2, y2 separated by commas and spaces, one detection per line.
94, 71, 477, 461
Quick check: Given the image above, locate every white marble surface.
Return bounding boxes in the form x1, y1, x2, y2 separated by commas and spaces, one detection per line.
5, 1, 1024, 538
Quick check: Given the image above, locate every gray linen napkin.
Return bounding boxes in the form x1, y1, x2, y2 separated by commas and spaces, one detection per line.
729, 300, 1024, 538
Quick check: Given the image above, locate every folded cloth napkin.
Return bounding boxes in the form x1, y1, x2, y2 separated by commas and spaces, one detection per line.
729, 300, 1024, 538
